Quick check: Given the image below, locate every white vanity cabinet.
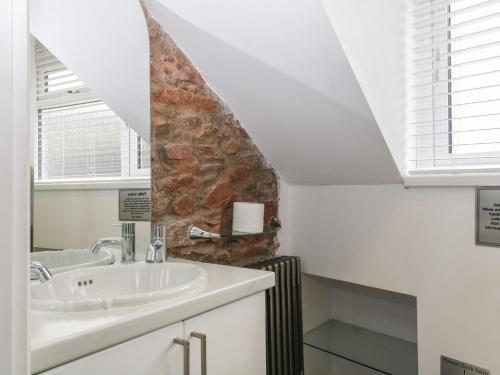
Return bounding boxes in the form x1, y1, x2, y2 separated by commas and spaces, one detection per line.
39, 292, 266, 375
40, 322, 184, 375
185, 292, 266, 375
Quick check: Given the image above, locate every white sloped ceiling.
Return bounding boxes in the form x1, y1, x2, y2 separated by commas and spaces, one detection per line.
143, 0, 402, 185
322, 0, 406, 177
30, 0, 151, 141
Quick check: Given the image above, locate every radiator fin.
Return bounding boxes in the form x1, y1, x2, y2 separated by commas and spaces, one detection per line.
248, 256, 304, 375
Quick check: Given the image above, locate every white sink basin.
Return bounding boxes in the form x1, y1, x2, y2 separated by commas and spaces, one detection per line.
31, 248, 115, 279
31, 262, 207, 312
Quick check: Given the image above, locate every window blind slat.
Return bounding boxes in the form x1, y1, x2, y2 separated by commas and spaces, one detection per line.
413, 0, 500, 27
413, 0, 474, 18
410, 154, 500, 162
38, 112, 120, 125
412, 140, 500, 149
413, 54, 500, 76
411, 97, 500, 112
410, 127, 500, 136
412, 67, 500, 88
412, 39, 500, 64
411, 111, 500, 125
413, 24, 500, 53
412, 82, 500, 100
413, 11, 500, 40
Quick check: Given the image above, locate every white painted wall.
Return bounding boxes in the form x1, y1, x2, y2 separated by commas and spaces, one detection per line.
329, 279, 417, 343
289, 185, 500, 374
301, 274, 333, 334
301, 274, 417, 342
0, 0, 30, 373
30, 0, 151, 141
34, 190, 150, 254
143, 0, 401, 185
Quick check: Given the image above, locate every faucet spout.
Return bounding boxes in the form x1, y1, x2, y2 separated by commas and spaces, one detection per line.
30, 261, 53, 283
90, 223, 136, 262
90, 237, 124, 254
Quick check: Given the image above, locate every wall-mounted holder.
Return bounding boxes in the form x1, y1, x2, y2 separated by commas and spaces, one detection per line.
188, 217, 282, 240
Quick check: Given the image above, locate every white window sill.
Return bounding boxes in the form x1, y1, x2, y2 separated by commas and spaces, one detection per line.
34, 177, 151, 191
404, 173, 500, 187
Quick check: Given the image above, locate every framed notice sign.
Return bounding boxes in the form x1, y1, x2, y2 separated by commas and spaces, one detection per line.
476, 187, 500, 247
441, 356, 490, 375
119, 188, 151, 222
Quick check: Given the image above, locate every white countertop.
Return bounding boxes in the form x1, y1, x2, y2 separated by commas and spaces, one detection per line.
30, 259, 275, 374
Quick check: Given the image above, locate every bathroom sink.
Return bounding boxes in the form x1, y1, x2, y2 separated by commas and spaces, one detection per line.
31, 248, 115, 279
31, 262, 207, 312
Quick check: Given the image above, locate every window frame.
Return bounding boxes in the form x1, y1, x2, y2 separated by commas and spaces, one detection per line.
34, 177, 150, 191
406, 0, 500, 186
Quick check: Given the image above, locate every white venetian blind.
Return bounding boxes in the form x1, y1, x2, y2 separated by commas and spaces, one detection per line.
410, 0, 500, 173
34, 40, 150, 182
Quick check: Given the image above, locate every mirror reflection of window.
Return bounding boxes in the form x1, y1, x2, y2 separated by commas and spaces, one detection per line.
34, 40, 150, 183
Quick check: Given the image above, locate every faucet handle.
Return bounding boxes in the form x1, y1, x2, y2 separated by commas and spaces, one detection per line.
152, 223, 166, 241
146, 223, 167, 263
114, 222, 135, 237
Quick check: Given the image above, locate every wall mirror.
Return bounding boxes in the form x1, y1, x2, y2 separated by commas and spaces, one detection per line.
29, 0, 152, 267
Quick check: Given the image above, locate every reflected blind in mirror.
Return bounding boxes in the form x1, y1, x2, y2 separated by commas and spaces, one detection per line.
410, 0, 500, 173
34, 40, 150, 182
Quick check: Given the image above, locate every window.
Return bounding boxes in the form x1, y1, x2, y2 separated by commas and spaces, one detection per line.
34, 40, 150, 183
410, 0, 500, 173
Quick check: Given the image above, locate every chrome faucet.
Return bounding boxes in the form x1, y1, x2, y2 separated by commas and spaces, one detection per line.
90, 222, 136, 262
146, 224, 166, 263
31, 261, 53, 283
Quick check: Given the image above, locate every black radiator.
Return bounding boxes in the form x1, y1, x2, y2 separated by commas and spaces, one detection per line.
248, 256, 304, 375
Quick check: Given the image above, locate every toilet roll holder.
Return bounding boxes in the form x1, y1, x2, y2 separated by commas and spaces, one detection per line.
188, 216, 282, 240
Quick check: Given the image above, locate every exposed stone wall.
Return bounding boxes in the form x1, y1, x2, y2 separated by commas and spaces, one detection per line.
146, 12, 279, 266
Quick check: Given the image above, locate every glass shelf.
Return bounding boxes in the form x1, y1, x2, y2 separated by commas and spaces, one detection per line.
219, 229, 279, 238
303, 319, 418, 375
188, 217, 281, 240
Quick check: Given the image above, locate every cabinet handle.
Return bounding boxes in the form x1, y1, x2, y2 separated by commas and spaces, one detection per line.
190, 332, 207, 375
173, 338, 190, 375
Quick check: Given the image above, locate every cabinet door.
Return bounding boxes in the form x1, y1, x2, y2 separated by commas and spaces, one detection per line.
184, 292, 266, 375
39, 322, 184, 375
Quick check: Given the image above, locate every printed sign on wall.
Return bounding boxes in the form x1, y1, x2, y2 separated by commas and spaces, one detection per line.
441, 356, 490, 375
119, 189, 151, 221
476, 187, 500, 247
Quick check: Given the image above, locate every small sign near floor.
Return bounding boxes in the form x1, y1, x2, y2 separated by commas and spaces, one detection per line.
119, 188, 151, 221
476, 187, 500, 247
441, 356, 490, 375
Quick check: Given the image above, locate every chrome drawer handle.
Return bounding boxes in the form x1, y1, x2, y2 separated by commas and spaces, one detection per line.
191, 332, 207, 375
173, 338, 190, 375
